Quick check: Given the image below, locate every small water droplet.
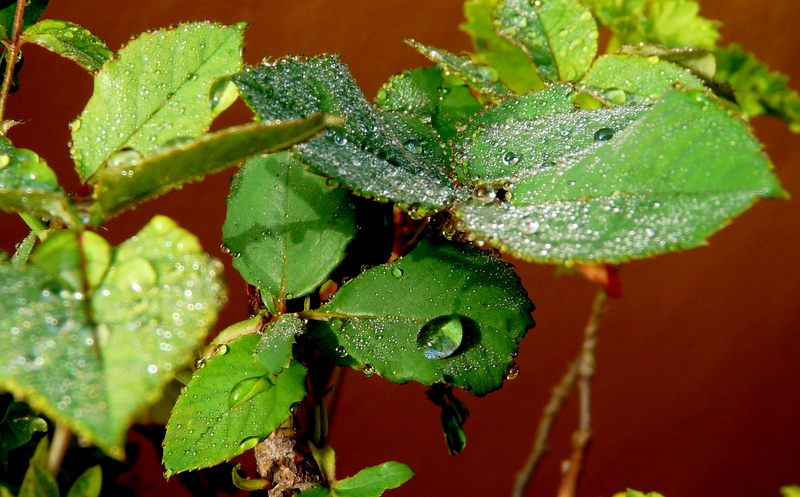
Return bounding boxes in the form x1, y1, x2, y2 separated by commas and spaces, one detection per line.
335, 345, 348, 357
362, 364, 375, 376
404, 139, 423, 154
593, 128, 615, 141
333, 134, 348, 146
418, 314, 463, 360
217, 344, 229, 355
502, 151, 520, 166
239, 437, 261, 451
391, 267, 404, 278
506, 363, 520, 380
289, 402, 301, 414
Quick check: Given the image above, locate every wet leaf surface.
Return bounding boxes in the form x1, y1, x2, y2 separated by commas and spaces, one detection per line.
22, 19, 112, 72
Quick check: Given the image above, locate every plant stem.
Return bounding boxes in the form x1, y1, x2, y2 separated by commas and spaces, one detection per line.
19, 212, 48, 240
0, 0, 26, 131
511, 289, 609, 497
556, 289, 608, 497
47, 423, 73, 476
511, 359, 580, 497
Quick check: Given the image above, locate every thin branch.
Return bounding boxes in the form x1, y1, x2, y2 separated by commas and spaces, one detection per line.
511, 360, 580, 497
557, 289, 608, 497
47, 423, 72, 476
0, 0, 27, 130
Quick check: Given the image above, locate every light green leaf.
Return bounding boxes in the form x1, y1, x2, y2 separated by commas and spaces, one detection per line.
163, 334, 307, 474
374, 65, 483, 144
17, 437, 58, 497
234, 55, 459, 215
715, 43, 800, 133
29, 230, 111, 294
617, 45, 717, 82
461, 0, 542, 93
624, 491, 665, 497
65, 465, 102, 497
454, 89, 785, 264
781, 485, 800, 497
494, 0, 598, 82
254, 314, 306, 375
0, 0, 49, 38
72, 22, 246, 181
0, 139, 81, 228
582, 53, 706, 105
309, 238, 534, 396
21, 19, 112, 72
405, 39, 510, 97
92, 216, 225, 454
93, 114, 335, 219
223, 152, 356, 309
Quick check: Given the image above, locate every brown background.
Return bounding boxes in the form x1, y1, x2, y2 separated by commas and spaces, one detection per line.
1, 1, 799, 496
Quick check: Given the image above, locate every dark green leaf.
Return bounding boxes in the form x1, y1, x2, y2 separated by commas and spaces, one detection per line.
715, 43, 800, 133
582, 54, 706, 105
94, 115, 335, 219
310, 238, 534, 396
163, 334, 307, 474
454, 89, 785, 264
72, 22, 246, 181
21, 19, 112, 72
460, 0, 542, 93
405, 39, 510, 97
0, 0, 48, 37
17, 437, 58, 497
223, 152, 356, 309
234, 55, 459, 215
0, 399, 47, 464
374, 65, 483, 143
254, 314, 306, 375
494, 0, 598, 82
0, 138, 81, 228
441, 404, 467, 456
65, 465, 102, 497
29, 230, 111, 294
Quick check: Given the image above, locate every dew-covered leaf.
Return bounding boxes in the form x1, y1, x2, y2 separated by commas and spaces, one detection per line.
29, 230, 110, 294
494, 0, 598, 82
0, 139, 81, 228
254, 314, 306, 375
94, 114, 335, 219
454, 89, 785, 264
461, 0, 542, 94
65, 465, 102, 497
374, 65, 483, 144
0, 0, 48, 38
617, 45, 717, 83
72, 22, 246, 181
234, 55, 459, 215
581, 54, 706, 105
92, 216, 225, 455
163, 334, 307, 474
715, 43, 800, 133
405, 39, 510, 97
453, 83, 647, 184
223, 152, 356, 310
21, 19, 112, 72
309, 238, 534, 396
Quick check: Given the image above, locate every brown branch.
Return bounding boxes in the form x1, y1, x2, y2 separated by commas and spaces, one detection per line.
0, 0, 26, 130
557, 289, 608, 497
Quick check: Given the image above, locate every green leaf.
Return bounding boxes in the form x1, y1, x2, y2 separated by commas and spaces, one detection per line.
91, 216, 225, 455
374, 65, 483, 144
299, 445, 413, 497
0, 0, 48, 37
624, 491, 665, 497
65, 465, 102, 497
440, 404, 467, 456
0, 398, 47, 466
234, 55, 459, 215
494, 0, 598, 82
254, 314, 306, 375
453, 83, 648, 184
781, 486, 800, 497
454, 89, 785, 264
21, 19, 112, 72
582, 0, 720, 50
405, 39, 510, 97
163, 334, 307, 474
310, 237, 534, 396
581, 53, 706, 105
71, 22, 246, 181
460, 0, 542, 93
0, 139, 81, 228
29, 230, 111, 294
223, 152, 356, 309
94, 114, 336, 219
17, 437, 58, 497
715, 43, 800, 133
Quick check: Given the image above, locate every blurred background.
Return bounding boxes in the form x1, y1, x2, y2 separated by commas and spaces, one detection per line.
0, 0, 798, 496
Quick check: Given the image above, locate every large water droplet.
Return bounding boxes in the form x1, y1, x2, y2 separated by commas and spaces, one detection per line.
593, 128, 615, 142
417, 314, 463, 360
391, 267, 404, 279
502, 151, 520, 166
227, 375, 273, 409
239, 437, 261, 451
107, 148, 143, 168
